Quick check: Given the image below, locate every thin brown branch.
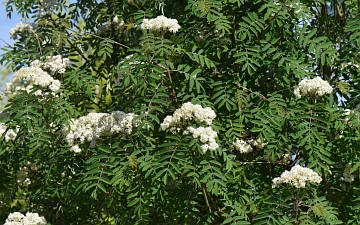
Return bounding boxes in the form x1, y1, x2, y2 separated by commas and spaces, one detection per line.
202, 184, 212, 213
0, 37, 11, 47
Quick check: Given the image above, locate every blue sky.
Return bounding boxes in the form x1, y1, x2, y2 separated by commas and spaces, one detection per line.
0, 1, 21, 55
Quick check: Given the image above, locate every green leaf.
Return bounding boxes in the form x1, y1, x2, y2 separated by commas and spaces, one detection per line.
312, 203, 326, 217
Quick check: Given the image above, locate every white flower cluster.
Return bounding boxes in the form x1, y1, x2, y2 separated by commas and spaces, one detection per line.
4, 212, 46, 225
184, 126, 219, 153
31, 55, 71, 75
161, 102, 216, 131
140, 15, 181, 33
5, 67, 61, 96
294, 77, 333, 98
343, 163, 355, 183
232, 139, 253, 154
231, 137, 267, 154
0, 123, 17, 142
16, 162, 37, 187
64, 111, 139, 153
272, 165, 322, 188
161, 102, 218, 153
9, 22, 35, 39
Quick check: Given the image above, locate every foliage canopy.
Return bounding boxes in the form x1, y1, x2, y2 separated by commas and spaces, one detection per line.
1, 0, 360, 224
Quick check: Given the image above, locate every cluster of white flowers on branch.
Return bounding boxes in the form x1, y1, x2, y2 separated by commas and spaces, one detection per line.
4, 212, 46, 225
184, 126, 219, 153
31, 55, 71, 75
161, 102, 216, 131
272, 165, 322, 188
5, 67, 61, 96
63, 111, 139, 153
141, 15, 181, 34
294, 76, 333, 98
0, 123, 17, 142
231, 137, 267, 154
161, 102, 218, 153
232, 139, 253, 153
9, 22, 35, 39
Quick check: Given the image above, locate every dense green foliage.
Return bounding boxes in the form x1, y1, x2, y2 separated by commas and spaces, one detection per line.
1, 0, 360, 224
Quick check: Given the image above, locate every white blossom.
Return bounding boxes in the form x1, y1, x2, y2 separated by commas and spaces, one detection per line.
4, 212, 46, 225
30, 55, 71, 75
160, 102, 216, 131
294, 76, 333, 98
9, 22, 35, 39
22, 213, 47, 225
272, 165, 322, 188
186, 126, 219, 153
140, 15, 181, 33
161, 102, 218, 154
63, 111, 139, 153
70, 145, 82, 153
5, 67, 61, 96
5, 212, 24, 222
0, 123, 17, 142
232, 139, 253, 154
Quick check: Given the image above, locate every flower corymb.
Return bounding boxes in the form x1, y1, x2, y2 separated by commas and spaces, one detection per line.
31, 55, 71, 75
272, 165, 322, 188
160, 102, 216, 131
161, 102, 218, 153
4, 212, 47, 225
5, 67, 61, 96
140, 15, 181, 33
9, 22, 35, 39
294, 76, 333, 98
63, 111, 139, 153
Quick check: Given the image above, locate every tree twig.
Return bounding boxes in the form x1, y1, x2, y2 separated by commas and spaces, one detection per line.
0, 37, 11, 47
202, 184, 212, 213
